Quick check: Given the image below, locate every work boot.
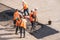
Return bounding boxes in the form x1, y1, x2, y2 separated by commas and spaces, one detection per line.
15, 33, 18, 35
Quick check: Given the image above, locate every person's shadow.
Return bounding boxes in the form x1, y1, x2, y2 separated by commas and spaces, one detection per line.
0, 9, 23, 21
28, 22, 59, 39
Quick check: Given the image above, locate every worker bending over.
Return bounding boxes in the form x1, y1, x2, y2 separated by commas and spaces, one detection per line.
21, 0, 29, 16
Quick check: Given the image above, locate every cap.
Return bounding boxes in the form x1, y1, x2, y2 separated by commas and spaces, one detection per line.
34, 8, 38, 10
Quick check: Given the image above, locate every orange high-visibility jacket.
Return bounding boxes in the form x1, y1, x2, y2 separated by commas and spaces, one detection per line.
13, 11, 20, 20
23, 3, 28, 10
30, 12, 35, 22
20, 19, 27, 29
16, 19, 27, 29
16, 20, 21, 26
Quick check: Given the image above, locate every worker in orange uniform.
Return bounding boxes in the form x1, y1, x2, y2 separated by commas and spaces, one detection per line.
34, 8, 38, 22
15, 18, 21, 34
15, 16, 27, 38
21, 0, 29, 16
13, 9, 20, 28
30, 10, 36, 31
20, 16, 27, 38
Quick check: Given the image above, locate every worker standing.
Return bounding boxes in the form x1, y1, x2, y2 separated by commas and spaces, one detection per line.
15, 16, 27, 38
21, 0, 29, 16
20, 17, 27, 38
30, 10, 36, 31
